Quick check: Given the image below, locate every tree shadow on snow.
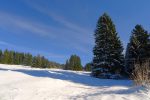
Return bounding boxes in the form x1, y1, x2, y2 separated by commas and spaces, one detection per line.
0, 68, 132, 87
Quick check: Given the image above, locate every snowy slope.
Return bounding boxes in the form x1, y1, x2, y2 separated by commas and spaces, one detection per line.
0, 64, 150, 100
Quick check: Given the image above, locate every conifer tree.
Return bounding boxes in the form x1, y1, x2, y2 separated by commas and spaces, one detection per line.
2, 49, 9, 64
74, 55, 82, 71
65, 55, 82, 71
92, 13, 124, 77
14, 52, 20, 65
0, 50, 2, 63
32, 56, 37, 67
19, 53, 25, 64
23, 53, 33, 66
84, 63, 91, 71
36, 55, 42, 67
41, 56, 49, 68
32, 55, 42, 68
9, 51, 14, 64
125, 25, 149, 74
64, 59, 69, 70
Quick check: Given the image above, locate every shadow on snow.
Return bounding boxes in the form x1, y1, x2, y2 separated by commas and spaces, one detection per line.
0, 68, 132, 87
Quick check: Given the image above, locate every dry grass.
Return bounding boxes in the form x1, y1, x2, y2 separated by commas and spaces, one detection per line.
132, 60, 150, 86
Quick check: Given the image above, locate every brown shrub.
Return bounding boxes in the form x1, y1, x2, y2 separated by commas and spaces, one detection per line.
132, 60, 150, 86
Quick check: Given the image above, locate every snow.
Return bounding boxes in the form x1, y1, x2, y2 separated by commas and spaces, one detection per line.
0, 64, 150, 100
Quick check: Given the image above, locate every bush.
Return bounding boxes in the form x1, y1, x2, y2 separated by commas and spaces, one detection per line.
132, 60, 150, 86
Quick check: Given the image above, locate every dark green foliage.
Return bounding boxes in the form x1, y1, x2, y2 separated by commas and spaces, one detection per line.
2, 49, 9, 64
0, 50, 2, 62
14, 52, 20, 64
48, 61, 62, 68
65, 55, 82, 71
35, 55, 42, 68
84, 63, 91, 71
64, 60, 69, 70
23, 53, 33, 66
32, 56, 37, 67
41, 56, 49, 68
32, 55, 50, 68
92, 13, 124, 77
125, 25, 150, 74
0, 49, 62, 68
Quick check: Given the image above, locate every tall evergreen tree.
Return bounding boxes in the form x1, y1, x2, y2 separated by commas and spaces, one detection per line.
2, 49, 9, 64
32, 56, 37, 67
0, 50, 2, 63
23, 53, 33, 66
65, 55, 82, 71
73, 55, 82, 71
125, 25, 149, 74
32, 55, 42, 68
14, 52, 20, 65
19, 53, 25, 64
92, 13, 124, 77
41, 56, 49, 68
64, 59, 69, 70
84, 63, 92, 71
9, 51, 14, 64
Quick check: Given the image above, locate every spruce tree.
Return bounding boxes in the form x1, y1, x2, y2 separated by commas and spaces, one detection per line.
41, 56, 49, 68
66, 55, 82, 71
9, 51, 14, 64
32, 56, 37, 67
37, 55, 42, 68
69, 55, 75, 70
32, 55, 42, 68
0, 50, 2, 63
19, 53, 25, 64
84, 63, 91, 71
2, 49, 9, 64
64, 59, 69, 70
125, 25, 149, 74
14, 52, 20, 65
74, 56, 82, 71
92, 13, 124, 77
23, 53, 33, 66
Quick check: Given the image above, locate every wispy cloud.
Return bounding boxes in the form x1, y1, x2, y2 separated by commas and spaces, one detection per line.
0, 41, 15, 47
0, 2, 93, 54
25, 1, 89, 34
0, 11, 93, 54
35, 3, 93, 44
0, 12, 57, 38
23, 1, 94, 52
0, 40, 65, 58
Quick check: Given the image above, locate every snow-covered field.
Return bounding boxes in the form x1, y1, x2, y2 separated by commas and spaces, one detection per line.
0, 64, 150, 100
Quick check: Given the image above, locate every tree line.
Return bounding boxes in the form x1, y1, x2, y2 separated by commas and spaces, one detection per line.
0, 49, 88, 71
92, 13, 150, 78
0, 49, 62, 68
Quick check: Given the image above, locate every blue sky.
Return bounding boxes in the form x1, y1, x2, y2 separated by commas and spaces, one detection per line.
0, 0, 150, 65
